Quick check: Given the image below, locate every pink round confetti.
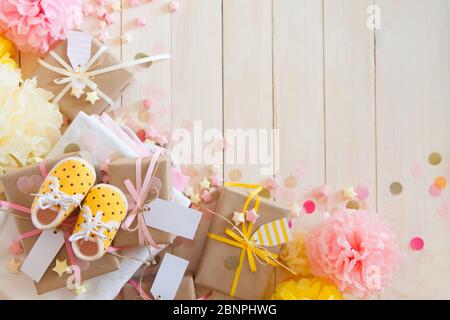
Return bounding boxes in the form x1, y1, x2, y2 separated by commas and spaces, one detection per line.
288, 219, 293, 229
303, 200, 316, 214
429, 184, 442, 198
355, 184, 369, 201
136, 17, 147, 27
136, 129, 146, 142
410, 163, 424, 178
410, 237, 424, 251
143, 98, 154, 109
16, 176, 35, 194
149, 177, 162, 192
8, 241, 23, 255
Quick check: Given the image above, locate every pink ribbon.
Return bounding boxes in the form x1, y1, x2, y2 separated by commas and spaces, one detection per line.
18, 228, 43, 240
121, 149, 164, 247
127, 279, 153, 300
0, 201, 31, 215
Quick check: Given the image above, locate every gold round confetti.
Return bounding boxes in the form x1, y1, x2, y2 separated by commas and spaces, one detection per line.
228, 168, 242, 182
389, 182, 403, 195
434, 176, 447, 189
134, 53, 153, 68
428, 152, 442, 166
346, 200, 360, 210
283, 175, 298, 189
138, 110, 151, 122
224, 255, 240, 270
64, 143, 81, 153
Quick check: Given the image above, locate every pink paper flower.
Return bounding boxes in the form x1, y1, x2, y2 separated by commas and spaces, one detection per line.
0, 0, 83, 53
306, 209, 401, 298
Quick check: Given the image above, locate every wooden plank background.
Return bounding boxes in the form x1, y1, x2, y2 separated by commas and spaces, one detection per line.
17, 0, 450, 299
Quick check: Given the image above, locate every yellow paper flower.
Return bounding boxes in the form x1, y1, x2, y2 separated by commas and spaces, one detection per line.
0, 36, 18, 69
0, 64, 63, 172
271, 277, 344, 300
279, 230, 311, 277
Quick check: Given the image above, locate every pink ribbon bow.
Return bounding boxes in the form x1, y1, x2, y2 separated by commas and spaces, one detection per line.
121, 149, 164, 247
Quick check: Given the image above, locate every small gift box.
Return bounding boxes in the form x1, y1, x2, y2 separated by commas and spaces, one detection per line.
0, 153, 120, 294
34, 31, 170, 120
116, 273, 197, 300
108, 154, 175, 247
195, 184, 293, 300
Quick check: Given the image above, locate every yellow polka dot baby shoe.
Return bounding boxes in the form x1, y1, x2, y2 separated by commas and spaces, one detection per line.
69, 184, 128, 261
31, 157, 96, 230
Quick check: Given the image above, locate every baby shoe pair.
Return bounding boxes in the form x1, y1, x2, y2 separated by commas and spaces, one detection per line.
30, 157, 128, 261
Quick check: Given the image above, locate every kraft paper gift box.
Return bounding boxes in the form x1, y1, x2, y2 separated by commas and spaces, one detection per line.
0, 153, 120, 294
195, 186, 291, 300
116, 273, 197, 300
108, 155, 175, 247
34, 38, 133, 120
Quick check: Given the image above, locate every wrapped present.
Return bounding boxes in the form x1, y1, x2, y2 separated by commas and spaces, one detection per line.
195, 183, 294, 300
108, 154, 175, 247
116, 273, 197, 300
0, 153, 120, 294
34, 31, 169, 120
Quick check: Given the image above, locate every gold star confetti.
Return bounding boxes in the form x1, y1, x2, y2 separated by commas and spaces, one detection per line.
73, 284, 87, 296
85, 91, 100, 105
342, 187, 357, 199
199, 178, 211, 190
52, 259, 70, 277
190, 193, 201, 206
184, 186, 194, 197
7, 258, 22, 274
232, 211, 245, 226
71, 86, 84, 99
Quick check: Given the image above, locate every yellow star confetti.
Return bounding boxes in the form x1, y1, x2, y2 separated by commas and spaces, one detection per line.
85, 91, 100, 105
71, 87, 84, 99
190, 193, 201, 206
52, 259, 70, 277
73, 284, 87, 296
199, 178, 211, 190
232, 211, 245, 226
7, 258, 22, 274
342, 187, 357, 199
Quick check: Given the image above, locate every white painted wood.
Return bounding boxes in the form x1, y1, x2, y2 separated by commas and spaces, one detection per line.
223, 0, 274, 183
324, 0, 377, 209
376, 0, 450, 299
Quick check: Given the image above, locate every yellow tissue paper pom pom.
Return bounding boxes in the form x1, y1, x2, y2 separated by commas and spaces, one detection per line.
279, 230, 311, 277
0, 36, 18, 69
272, 277, 344, 300
0, 64, 63, 172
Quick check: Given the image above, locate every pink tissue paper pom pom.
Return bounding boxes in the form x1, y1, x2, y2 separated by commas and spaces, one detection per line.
306, 209, 402, 298
0, 0, 84, 54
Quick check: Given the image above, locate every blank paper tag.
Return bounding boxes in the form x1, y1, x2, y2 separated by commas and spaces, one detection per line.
21, 229, 65, 282
144, 198, 201, 240
150, 254, 188, 300
67, 31, 92, 68
172, 188, 191, 208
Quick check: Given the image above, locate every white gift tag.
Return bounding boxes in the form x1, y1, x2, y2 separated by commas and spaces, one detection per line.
67, 31, 92, 69
21, 229, 65, 283
172, 188, 191, 208
144, 198, 201, 240
150, 253, 188, 300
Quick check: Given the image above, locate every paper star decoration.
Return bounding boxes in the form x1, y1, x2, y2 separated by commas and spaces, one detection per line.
342, 187, 357, 199
190, 193, 201, 206
7, 258, 22, 274
232, 211, 245, 226
85, 91, 100, 105
245, 208, 260, 224
52, 259, 70, 277
199, 178, 211, 190
184, 185, 194, 197
74, 284, 87, 296
71, 86, 84, 99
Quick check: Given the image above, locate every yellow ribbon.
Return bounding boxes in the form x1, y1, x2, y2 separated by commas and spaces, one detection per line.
207, 182, 294, 297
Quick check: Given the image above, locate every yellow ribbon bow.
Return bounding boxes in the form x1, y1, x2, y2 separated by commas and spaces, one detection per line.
207, 182, 295, 297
